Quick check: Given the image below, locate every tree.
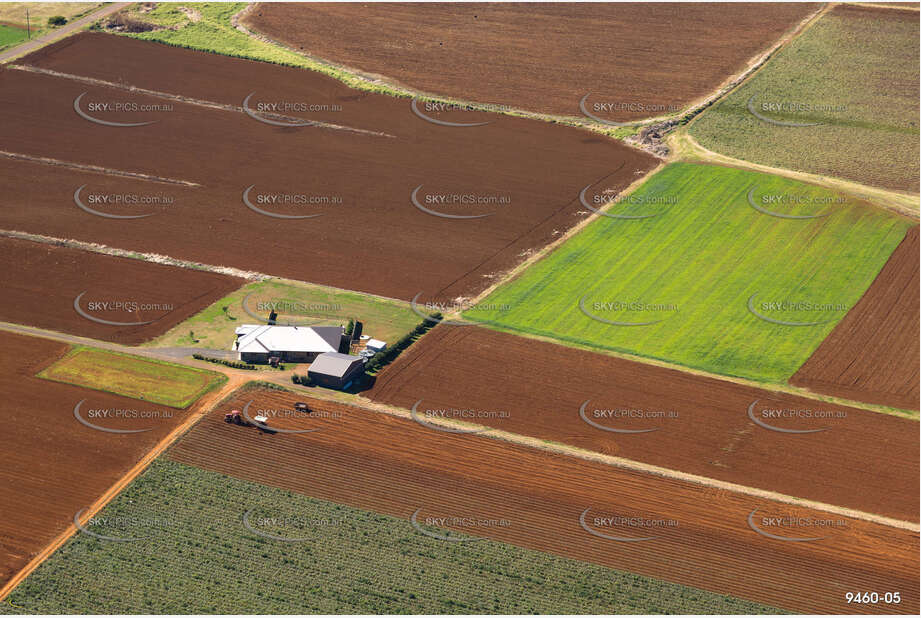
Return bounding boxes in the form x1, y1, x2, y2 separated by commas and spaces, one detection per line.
47, 16, 67, 26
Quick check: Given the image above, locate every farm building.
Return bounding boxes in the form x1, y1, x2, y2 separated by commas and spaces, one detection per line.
308, 352, 365, 389
234, 324, 344, 364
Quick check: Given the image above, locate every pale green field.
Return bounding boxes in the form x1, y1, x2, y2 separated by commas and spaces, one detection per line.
467, 163, 913, 383
0, 2, 99, 27
148, 279, 420, 351
689, 4, 920, 192
1, 459, 783, 615
38, 346, 225, 408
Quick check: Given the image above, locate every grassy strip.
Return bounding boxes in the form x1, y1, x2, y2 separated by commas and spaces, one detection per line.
109, 2, 640, 140
148, 279, 420, 352
1, 459, 784, 614
0, 23, 29, 50
466, 162, 912, 383
38, 346, 225, 408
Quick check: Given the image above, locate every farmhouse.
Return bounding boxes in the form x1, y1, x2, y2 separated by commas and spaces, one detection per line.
234, 324, 344, 364
308, 352, 365, 389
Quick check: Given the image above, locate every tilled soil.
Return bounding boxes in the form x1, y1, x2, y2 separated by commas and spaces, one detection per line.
5, 33, 657, 302
368, 325, 919, 522
0, 332, 193, 588
0, 236, 243, 345
243, 2, 820, 119
168, 388, 919, 614
791, 226, 920, 410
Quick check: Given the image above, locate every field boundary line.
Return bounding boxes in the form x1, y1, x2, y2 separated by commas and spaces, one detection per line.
9, 63, 396, 139
471, 323, 917, 420
0, 374, 245, 603
234, 2, 829, 159
670, 133, 920, 218
0, 150, 200, 187
0, 228, 268, 281
0, 228, 414, 308
348, 393, 918, 533
455, 162, 666, 308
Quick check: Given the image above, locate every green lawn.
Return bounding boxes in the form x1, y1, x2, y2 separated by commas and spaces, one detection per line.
148, 279, 420, 351
0, 23, 28, 50
1, 459, 783, 615
466, 163, 912, 383
38, 347, 225, 408
689, 4, 919, 192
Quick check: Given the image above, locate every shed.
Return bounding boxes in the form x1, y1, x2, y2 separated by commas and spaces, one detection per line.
308, 352, 365, 389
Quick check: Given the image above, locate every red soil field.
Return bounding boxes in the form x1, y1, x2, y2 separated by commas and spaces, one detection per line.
0, 331, 193, 588
369, 325, 919, 522
169, 388, 919, 614
5, 33, 657, 302
243, 2, 820, 119
0, 236, 243, 345
791, 227, 920, 410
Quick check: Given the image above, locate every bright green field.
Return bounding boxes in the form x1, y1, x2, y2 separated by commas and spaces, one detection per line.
38, 347, 225, 408
148, 278, 420, 351
689, 4, 919, 192
1, 459, 782, 615
467, 163, 913, 383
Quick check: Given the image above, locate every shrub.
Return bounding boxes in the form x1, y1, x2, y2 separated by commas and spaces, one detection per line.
364, 313, 439, 374
48, 16, 67, 26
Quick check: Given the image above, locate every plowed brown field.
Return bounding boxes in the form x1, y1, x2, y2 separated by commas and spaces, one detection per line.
0, 236, 243, 345
4, 33, 656, 302
243, 2, 819, 119
369, 326, 919, 522
168, 388, 919, 614
791, 227, 920, 410
0, 331, 193, 588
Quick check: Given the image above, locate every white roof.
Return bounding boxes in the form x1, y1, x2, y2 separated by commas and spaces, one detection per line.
366, 339, 387, 350
235, 325, 341, 355
308, 352, 364, 378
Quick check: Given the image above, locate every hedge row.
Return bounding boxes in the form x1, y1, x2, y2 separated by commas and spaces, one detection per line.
364, 312, 442, 374
291, 374, 315, 386
192, 354, 256, 370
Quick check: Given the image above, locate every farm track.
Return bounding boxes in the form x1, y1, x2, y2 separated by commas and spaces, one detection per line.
792, 226, 920, 409
242, 2, 820, 120
369, 325, 919, 523
1, 32, 656, 303
0, 330, 229, 594
168, 388, 919, 614
0, 236, 244, 345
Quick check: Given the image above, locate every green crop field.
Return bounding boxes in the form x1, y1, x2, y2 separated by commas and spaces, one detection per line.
0, 23, 28, 50
466, 163, 913, 383
38, 347, 225, 408
1, 460, 782, 615
148, 279, 420, 351
689, 4, 920, 192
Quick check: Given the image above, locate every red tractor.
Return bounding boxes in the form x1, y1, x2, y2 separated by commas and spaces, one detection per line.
224, 409, 251, 427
